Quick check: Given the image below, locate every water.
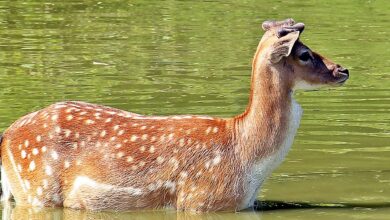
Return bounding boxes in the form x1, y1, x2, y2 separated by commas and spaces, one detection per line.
0, 0, 389, 219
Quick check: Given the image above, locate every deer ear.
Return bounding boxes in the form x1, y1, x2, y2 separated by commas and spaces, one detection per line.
269, 31, 299, 63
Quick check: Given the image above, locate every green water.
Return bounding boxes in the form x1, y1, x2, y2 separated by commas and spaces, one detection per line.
0, 0, 389, 219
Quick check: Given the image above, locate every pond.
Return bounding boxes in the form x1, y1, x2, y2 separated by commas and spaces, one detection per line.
0, 0, 389, 219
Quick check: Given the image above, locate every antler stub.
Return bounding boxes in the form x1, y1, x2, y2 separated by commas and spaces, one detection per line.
262, 18, 305, 38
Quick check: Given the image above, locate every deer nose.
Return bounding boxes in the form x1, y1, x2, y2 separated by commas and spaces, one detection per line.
334, 65, 349, 78
338, 67, 349, 76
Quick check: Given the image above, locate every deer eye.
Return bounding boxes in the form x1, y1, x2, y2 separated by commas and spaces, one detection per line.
298, 51, 311, 62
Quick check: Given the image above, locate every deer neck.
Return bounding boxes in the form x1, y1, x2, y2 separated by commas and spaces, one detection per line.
233, 49, 298, 162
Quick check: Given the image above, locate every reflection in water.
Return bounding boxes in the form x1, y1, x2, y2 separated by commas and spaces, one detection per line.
3, 203, 263, 220
4, 201, 390, 220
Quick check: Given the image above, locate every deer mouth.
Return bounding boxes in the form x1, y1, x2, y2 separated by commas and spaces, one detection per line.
335, 72, 349, 85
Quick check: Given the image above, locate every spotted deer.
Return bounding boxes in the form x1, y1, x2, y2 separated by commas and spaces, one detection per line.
0, 19, 348, 212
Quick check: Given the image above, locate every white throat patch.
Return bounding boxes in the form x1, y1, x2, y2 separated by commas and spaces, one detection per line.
240, 99, 303, 209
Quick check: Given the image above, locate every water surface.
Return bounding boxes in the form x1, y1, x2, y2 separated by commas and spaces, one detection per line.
0, 0, 389, 219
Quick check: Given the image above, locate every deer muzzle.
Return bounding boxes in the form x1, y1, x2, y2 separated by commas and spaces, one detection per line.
333, 66, 349, 84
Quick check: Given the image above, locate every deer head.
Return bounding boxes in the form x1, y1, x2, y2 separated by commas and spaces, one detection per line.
256, 18, 349, 91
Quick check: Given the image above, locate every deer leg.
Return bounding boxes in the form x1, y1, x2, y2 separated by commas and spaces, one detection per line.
1, 166, 13, 203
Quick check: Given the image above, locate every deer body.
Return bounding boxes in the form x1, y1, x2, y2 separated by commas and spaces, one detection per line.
0, 19, 348, 212
1, 102, 239, 211
1, 98, 297, 211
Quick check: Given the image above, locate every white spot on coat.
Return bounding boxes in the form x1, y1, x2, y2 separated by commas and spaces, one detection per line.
29, 161, 36, 171
51, 151, 59, 160
94, 112, 101, 119
64, 129, 71, 137
51, 115, 58, 121
117, 152, 124, 158
180, 171, 188, 179
55, 126, 61, 133
131, 135, 138, 142
24, 140, 29, 148
32, 148, 39, 155
45, 166, 53, 176
85, 119, 95, 125
42, 179, 48, 189
126, 156, 133, 162
156, 156, 164, 164
64, 160, 70, 168
164, 181, 176, 194
21, 150, 27, 159
107, 111, 116, 115
212, 155, 222, 165
179, 138, 185, 147
37, 187, 43, 196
